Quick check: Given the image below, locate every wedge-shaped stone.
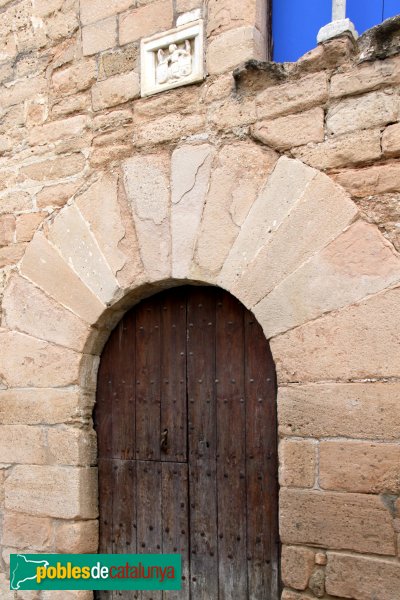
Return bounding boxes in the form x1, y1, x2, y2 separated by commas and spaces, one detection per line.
325, 553, 400, 600
2, 274, 91, 352
280, 488, 396, 555
271, 287, 400, 383
76, 173, 143, 289
0, 425, 47, 464
219, 157, 316, 289
0, 388, 90, 425
320, 441, 400, 494
171, 144, 214, 278
20, 232, 105, 323
5, 465, 98, 519
47, 205, 120, 305
255, 220, 400, 337
278, 383, 400, 440
232, 172, 358, 307
0, 330, 89, 388
122, 154, 171, 280
193, 142, 277, 277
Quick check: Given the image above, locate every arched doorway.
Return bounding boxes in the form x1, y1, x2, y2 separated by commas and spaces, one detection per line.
94, 286, 279, 599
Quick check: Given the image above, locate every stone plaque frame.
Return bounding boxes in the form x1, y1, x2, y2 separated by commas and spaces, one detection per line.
140, 20, 205, 98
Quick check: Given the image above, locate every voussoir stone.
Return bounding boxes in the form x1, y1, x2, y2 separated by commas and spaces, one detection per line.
219, 157, 316, 289
5, 465, 98, 519
122, 154, 171, 280
193, 141, 277, 278
76, 173, 143, 289
171, 143, 215, 278
2, 273, 91, 352
280, 488, 396, 555
252, 107, 325, 150
46, 204, 120, 304
20, 232, 106, 324
231, 171, 358, 308
255, 220, 400, 337
271, 286, 400, 383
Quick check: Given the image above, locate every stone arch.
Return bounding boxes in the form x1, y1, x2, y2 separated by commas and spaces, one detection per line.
2, 139, 400, 555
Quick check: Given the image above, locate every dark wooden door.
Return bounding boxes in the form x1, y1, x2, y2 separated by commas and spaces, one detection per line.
94, 286, 279, 599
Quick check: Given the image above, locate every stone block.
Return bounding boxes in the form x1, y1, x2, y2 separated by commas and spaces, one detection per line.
326, 90, 400, 136
325, 552, 400, 600
47, 204, 120, 305
92, 109, 133, 131
47, 427, 97, 466
280, 488, 396, 555
77, 174, 143, 289
52, 93, 91, 118
281, 545, 315, 591
278, 382, 400, 440
330, 55, 400, 98
207, 0, 265, 35
91, 71, 140, 111
382, 122, 400, 157
0, 191, 32, 214
54, 519, 98, 553
134, 113, 205, 146
52, 59, 97, 96
0, 76, 46, 109
0, 388, 90, 426
207, 26, 265, 75
0, 573, 14, 600
176, 0, 201, 11
257, 72, 328, 120
119, 0, 173, 45
0, 330, 83, 388
231, 171, 357, 308
82, 16, 117, 56
20, 153, 86, 182
36, 181, 82, 209
80, 0, 132, 25
0, 243, 26, 268
292, 128, 382, 170
279, 440, 316, 488
0, 215, 15, 246
20, 232, 106, 324
194, 142, 277, 277
171, 144, 215, 278
320, 441, 400, 494
3, 512, 53, 549
0, 425, 46, 464
271, 287, 400, 383
219, 157, 316, 288
15, 212, 46, 243
335, 162, 400, 197
42, 591, 93, 600
122, 154, 171, 280
209, 98, 256, 130
5, 465, 98, 519
252, 107, 325, 150
28, 115, 87, 147
255, 220, 400, 337
99, 44, 139, 79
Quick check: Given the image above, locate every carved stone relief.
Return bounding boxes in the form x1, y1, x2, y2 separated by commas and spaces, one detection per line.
140, 20, 204, 97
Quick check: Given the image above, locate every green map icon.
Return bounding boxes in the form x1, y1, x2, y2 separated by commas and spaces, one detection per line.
11, 554, 49, 590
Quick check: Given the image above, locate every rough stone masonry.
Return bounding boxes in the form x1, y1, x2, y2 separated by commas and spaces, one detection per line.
0, 0, 400, 599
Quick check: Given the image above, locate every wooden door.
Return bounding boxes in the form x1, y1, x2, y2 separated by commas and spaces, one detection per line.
94, 286, 279, 599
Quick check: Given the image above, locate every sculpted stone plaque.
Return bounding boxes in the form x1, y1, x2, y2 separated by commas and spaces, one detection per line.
140, 20, 204, 97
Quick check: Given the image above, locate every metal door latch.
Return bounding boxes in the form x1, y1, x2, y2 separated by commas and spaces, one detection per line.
160, 428, 168, 451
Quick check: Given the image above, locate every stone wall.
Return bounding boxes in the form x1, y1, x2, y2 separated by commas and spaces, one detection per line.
0, 1, 399, 598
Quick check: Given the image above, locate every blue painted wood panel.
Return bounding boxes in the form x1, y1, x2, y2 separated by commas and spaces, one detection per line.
383, 0, 400, 20
272, 0, 331, 62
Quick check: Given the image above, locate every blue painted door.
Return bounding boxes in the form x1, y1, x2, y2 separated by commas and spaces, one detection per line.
273, 0, 399, 62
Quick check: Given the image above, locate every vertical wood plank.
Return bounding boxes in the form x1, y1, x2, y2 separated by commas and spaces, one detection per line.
112, 314, 136, 460
160, 289, 187, 463
245, 314, 279, 599
161, 462, 189, 600
187, 288, 219, 600
137, 460, 163, 600
136, 298, 161, 461
96, 458, 113, 600
216, 291, 248, 600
